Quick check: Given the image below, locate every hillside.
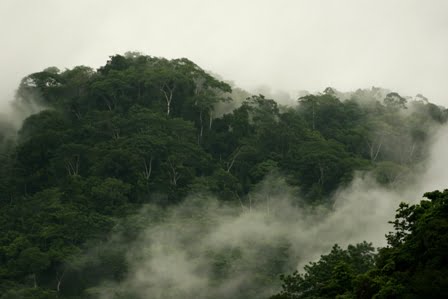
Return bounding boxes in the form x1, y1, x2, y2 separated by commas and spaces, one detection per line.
0, 53, 447, 298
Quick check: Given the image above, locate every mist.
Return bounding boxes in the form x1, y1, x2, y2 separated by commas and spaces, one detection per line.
77, 119, 447, 299
1, 59, 445, 299
0, 87, 46, 149
2, 1, 448, 297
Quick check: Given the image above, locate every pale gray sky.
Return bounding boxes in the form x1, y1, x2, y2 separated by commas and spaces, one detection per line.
1, 0, 448, 108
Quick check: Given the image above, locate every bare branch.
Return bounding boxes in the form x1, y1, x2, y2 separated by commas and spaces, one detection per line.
226, 147, 241, 173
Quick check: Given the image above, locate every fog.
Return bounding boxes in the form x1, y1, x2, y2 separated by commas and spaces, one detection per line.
83, 123, 447, 299
1, 1, 447, 297
1, 0, 448, 112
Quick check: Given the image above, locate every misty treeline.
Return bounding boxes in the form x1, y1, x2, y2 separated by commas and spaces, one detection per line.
0, 52, 447, 298
272, 189, 448, 299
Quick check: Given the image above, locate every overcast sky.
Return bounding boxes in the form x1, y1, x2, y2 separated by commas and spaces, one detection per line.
1, 0, 448, 108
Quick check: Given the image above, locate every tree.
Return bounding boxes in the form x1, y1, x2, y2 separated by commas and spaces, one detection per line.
383, 92, 407, 110
272, 190, 448, 299
1, 52, 446, 298
272, 242, 375, 299
17, 248, 50, 288
90, 177, 131, 213
298, 95, 319, 130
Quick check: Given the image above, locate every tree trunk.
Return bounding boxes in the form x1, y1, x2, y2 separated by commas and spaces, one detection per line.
161, 84, 175, 116
312, 102, 315, 130
318, 163, 325, 186
168, 160, 180, 186
199, 110, 204, 137
66, 155, 80, 176
226, 148, 241, 173
56, 269, 66, 293
209, 109, 214, 130
113, 129, 120, 139
143, 157, 153, 180
407, 142, 416, 164
72, 109, 81, 120
366, 137, 383, 162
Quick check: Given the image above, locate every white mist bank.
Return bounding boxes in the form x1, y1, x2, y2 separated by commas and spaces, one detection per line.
89, 124, 447, 299
0, 90, 46, 136
418, 124, 448, 192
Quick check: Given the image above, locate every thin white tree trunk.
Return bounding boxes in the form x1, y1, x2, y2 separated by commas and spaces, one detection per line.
161, 84, 175, 116
143, 157, 153, 180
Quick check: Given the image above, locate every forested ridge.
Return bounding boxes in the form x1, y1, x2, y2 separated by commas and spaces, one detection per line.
0, 53, 447, 298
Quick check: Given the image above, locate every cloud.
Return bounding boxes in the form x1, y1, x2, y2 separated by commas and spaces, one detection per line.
1, 2, 447, 296
87, 123, 447, 298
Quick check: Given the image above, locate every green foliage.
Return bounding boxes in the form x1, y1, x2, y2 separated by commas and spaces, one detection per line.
273, 242, 375, 299
0, 287, 58, 299
0, 53, 446, 297
272, 190, 448, 299
369, 189, 448, 298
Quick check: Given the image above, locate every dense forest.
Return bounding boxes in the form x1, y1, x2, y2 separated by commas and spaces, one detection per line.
0, 53, 447, 298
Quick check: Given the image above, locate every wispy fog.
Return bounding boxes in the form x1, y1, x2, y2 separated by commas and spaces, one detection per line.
83, 123, 447, 299
1, 2, 447, 297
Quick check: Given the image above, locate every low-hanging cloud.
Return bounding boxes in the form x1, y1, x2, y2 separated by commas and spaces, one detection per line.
0, 89, 47, 149
85, 123, 447, 299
